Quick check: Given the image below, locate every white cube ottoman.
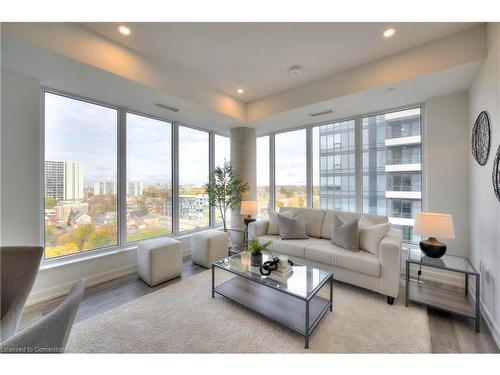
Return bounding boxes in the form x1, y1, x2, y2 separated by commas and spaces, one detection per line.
191, 230, 229, 268
137, 237, 183, 286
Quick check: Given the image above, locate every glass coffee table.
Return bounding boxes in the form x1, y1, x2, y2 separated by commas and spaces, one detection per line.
212, 253, 333, 348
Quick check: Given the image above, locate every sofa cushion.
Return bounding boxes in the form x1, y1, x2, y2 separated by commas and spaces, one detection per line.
279, 207, 326, 238
305, 239, 381, 277
331, 215, 359, 251
277, 213, 309, 239
257, 235, 317, 258
321, 210, 388, 240
359, 216, 391, 256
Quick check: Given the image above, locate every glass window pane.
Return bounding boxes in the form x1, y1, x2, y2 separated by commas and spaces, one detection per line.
313, 120, 356, 210
126, 113, 172, 242
44, 92, 118, 259
179, 126, 209, 231
214, 134, 230, 224
362, 107, 422, 243
214, 134, 230, 168
275, 129, 307, 208
257, 136, 270, 218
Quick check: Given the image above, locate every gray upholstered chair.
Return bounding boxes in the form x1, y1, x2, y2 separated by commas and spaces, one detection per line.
1, 279, 86, 353
1, 246, 43, 341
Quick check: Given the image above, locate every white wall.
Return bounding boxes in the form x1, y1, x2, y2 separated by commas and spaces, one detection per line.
468, 23, 500, 347
425, 91, 470, 256
1, 70, 41, 245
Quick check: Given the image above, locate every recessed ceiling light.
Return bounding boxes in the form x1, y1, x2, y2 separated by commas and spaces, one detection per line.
383, 28, 396, 38
237, 88, 244, 94
118, 25, 131, 36
289, 66, 303, 75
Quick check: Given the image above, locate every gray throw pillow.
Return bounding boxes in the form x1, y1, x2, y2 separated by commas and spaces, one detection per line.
277, 213, 309, 240
331, 215, 360, 251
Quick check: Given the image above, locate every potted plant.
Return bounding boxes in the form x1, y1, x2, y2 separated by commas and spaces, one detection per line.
204, 160, 249, 232
248, 239, 272, 266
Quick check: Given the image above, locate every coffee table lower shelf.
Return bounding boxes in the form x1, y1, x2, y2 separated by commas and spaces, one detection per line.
213, 276, 331, 348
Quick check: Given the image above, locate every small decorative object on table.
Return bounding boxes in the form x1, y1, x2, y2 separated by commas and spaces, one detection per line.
241, 200, 257, 226
248, 239, 272, 266
259, 255, 294, 277
413, 212, 455, 258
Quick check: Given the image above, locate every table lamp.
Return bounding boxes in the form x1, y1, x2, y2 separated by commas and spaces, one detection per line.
414, 212, 455, 258
240, 200, 257, 226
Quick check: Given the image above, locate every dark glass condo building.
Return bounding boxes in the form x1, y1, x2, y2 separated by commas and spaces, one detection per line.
318, 108, 422, 243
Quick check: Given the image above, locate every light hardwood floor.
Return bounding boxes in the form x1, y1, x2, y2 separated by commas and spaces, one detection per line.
19, 258, 499, 353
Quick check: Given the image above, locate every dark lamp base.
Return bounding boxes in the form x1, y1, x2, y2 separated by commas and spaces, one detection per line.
419, 237, 447, 258
244, 216, 256, 226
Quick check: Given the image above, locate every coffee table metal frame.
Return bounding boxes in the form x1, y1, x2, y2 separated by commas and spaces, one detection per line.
212, 255, 333, 348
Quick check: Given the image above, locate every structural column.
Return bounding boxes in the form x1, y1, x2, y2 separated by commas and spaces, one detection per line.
230, 127, 257, 227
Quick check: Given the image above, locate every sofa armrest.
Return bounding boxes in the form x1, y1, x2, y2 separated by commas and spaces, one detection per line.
248, 220, 269, 241
379, 228, 402, 298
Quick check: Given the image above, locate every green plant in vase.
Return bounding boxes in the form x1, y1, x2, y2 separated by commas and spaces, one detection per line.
248, 239, 272, 266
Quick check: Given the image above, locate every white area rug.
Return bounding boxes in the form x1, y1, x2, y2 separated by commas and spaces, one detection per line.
67, 270, 431, 353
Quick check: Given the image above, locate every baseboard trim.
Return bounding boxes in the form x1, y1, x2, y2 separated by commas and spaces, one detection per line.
480, 301, 500, 350
26, 264, 138, 306
26, 251, 193, 307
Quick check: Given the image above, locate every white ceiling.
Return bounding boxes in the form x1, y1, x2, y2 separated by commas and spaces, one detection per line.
82, 22, 478, 102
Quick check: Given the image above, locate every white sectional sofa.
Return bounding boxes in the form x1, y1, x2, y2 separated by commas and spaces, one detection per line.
248, 207, 402, 304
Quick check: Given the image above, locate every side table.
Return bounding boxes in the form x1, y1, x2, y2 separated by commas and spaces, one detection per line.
405, 248, 481, 332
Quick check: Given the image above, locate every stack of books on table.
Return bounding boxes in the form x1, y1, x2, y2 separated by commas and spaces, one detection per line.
271, 265, 293, 280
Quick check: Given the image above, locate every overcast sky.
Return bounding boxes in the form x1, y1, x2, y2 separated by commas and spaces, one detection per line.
45, 93, 230, 187
275, 129, 307, 186
45, 93, 118, 185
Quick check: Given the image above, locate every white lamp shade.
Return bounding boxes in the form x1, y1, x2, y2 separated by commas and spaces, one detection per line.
414, 212, 455, 239
240, 200, 257, 216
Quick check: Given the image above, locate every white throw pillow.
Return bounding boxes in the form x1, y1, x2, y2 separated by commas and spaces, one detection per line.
358, 216, 391, 256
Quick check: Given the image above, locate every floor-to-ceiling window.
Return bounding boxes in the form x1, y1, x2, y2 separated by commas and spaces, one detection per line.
271, 105, 422, 245
126, 113, 172, 242
178, 126, 210, 231
362, 108, 422, 243
275, 129, 307, 208
256, 136, 270, 218
44, 92, 118, 259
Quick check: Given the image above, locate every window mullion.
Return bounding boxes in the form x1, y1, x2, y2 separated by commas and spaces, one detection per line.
306, 127, 313, 208
172, 123, 180, 235
269, 133, 275, 211
355, 116, 363, 212
209, 132, 215, 227
118, 109, 127, 247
